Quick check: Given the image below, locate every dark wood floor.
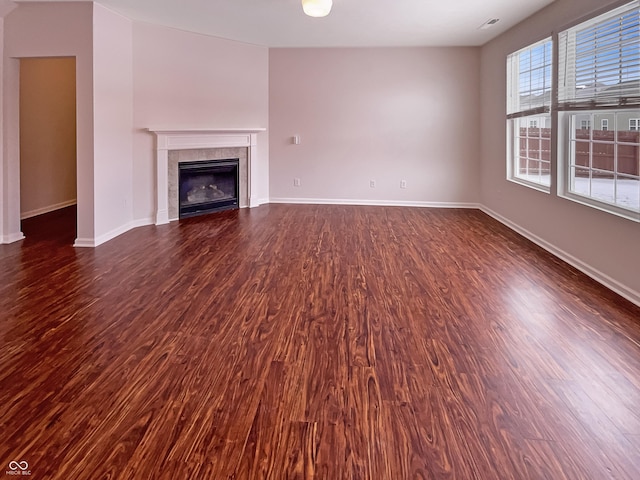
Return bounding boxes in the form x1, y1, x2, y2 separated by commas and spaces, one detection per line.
1, 204, 639, 479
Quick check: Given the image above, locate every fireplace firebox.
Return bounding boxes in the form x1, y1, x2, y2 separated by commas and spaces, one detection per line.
178, 159, 239, 218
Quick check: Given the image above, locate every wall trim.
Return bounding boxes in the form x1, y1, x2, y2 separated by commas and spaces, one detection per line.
1, 232, 25, 244
130, 217, 154, 229
269, 197, 481, 209
252, 197, 270, 207
73, 217, 153, 248
479, 205, 640, 308
20, 199, 77, 220
73, 237, 96, 248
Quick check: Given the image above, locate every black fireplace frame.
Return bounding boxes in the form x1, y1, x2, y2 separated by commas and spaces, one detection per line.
178, 158, 240, 219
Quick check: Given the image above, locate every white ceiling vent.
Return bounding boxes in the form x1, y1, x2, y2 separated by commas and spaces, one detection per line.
479, 18, 500, 30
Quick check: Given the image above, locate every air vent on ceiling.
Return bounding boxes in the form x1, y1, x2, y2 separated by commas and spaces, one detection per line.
479, 18, 500, 30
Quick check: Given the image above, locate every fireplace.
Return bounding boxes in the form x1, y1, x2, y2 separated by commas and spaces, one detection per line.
178, 158, 239, 218
149, 128, 265, 225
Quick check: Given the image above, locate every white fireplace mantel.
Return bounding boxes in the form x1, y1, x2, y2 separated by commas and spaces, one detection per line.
149, 128, 266, 225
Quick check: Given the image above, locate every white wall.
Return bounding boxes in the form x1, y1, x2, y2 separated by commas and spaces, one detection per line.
2, 2, 135, 246
3, 5, 270, 243
269, 47, 480, 205
19, 57, 76, 218
480, 0, 640, 304
0, 2, 16, 242
132, 22, 270, 222
2, 2, 94, 243
0, 15, 6, 241
92, 4, 133, 244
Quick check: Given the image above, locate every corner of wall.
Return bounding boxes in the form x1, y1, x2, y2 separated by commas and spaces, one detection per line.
92, 3, 134, 242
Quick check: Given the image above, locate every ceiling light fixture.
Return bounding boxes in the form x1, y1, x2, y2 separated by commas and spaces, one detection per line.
302, 0, 333, 18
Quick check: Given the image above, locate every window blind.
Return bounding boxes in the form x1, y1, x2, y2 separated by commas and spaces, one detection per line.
558, 0, 640, 109
506, 38, 552, 119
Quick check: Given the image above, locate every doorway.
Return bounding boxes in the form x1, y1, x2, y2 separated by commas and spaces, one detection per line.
19, 57, 77, 244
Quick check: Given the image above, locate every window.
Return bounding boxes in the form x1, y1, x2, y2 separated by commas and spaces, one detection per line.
558, 1, 640, 219
567, 112, 639, 213
507, 38, 553, 189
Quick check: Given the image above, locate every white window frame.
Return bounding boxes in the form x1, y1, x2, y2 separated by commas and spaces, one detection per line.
557, 1, 640, 222
559, 111, 640, 219
506, 37, 553, 192
631, 118, 640, 131
601, 119, 609, 131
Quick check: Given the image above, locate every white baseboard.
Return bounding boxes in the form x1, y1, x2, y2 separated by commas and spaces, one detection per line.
74, 217, 154, 248
94, 224, 133, 247
21, 199, 77, 220
74, 226, 128, 248
479, 205, 640, 308
130, 217, 154, 229
1, 232, 25, 244
249, 197, 270, 208
73, 237, 96, 248
269, 197, 480, 209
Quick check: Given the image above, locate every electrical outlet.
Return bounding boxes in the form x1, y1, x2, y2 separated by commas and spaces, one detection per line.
400, 180, 407, 189
294, 177, 301, 187
370, 180, 376, 188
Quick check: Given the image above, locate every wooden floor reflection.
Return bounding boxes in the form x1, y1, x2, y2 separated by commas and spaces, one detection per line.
1, 204, 639, 479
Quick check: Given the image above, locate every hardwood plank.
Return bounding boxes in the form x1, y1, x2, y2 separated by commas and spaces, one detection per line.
343, 366, 388, 479
382, 401, 436, 479
548, 379, 640, 478
1, 204, 639, 479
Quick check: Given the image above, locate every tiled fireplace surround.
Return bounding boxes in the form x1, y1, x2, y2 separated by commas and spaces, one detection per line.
149, 129, 265, 224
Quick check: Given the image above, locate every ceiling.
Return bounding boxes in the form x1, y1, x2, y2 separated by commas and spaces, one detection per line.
13, 0, 556, 47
